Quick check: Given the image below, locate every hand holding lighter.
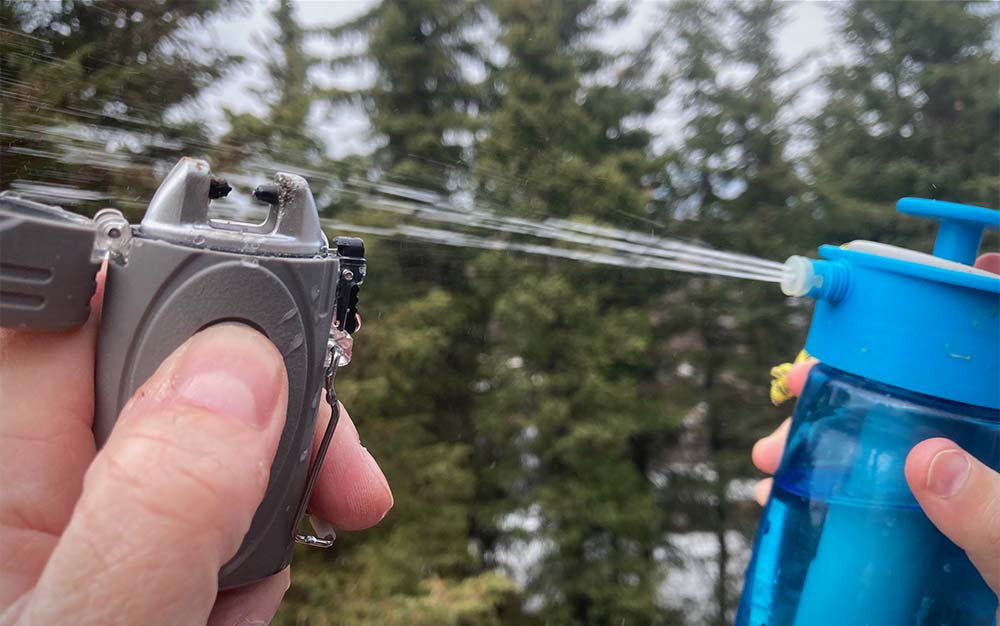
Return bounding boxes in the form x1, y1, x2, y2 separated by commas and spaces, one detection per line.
0, 157, 366, 588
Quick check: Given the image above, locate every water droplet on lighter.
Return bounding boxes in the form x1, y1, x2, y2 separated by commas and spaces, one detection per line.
299, 448, 309, 462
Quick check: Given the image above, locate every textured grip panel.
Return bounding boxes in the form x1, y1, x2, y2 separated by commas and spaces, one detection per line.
95, 236, 338, 588
0, 195, 99, 329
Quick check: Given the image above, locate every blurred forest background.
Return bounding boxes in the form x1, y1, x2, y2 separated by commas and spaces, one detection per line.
1, 1, 998, 625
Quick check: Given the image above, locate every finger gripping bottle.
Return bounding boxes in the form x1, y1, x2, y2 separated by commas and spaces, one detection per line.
735, 198, 1000, 626
0, 158, 366, 589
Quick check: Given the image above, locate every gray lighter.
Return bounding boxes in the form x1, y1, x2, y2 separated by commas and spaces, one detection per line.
0, 157, 366, 588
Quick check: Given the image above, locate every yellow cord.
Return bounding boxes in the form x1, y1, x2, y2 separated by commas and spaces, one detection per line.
769, 349, 811, 406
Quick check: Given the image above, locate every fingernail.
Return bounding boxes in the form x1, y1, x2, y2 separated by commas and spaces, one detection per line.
174, 324, 283, 429
927, 449, 971, 498
754, 479, 772, 507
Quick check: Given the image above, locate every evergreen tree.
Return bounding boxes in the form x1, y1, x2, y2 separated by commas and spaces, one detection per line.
275, 3, 518, 625
808, 0, 1000, 246
219, 0, 323, 169
319, 0, 483, 191
654, 2, 811, 623
0, 0, 242, 214
472, 2, 674, 624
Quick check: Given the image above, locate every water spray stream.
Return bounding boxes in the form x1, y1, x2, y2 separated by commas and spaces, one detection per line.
3, 119, 791, 285
322, 218, 789, 284
354, 195, 786, 281
316, 183, 791, 284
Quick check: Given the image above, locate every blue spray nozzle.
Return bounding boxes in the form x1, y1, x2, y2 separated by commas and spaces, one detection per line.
781, 197, 998, 303
897, 197, 1000, 265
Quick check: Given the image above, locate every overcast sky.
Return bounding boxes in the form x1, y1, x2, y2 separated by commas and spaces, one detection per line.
198, 0, 838, 158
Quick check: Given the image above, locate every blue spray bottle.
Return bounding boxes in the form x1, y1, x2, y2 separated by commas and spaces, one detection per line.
735, 198, 1000, 626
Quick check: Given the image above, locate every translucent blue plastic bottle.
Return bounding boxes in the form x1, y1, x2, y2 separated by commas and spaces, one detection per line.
735, 198, 1000, 626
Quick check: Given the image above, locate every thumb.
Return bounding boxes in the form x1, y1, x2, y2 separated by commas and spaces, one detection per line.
21, 324, 288, 626
905, 438, 1000, 595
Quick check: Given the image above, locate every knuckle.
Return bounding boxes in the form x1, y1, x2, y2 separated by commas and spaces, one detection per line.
982, 471, 1000, 549
95, 418, 242, 529
91, 404, 272, 545
986, 502, 1000, 552
974, 475, 1000, 593
100, 442, 207, 529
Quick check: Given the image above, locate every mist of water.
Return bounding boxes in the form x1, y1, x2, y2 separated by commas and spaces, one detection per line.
334, 186, 788, 283
5, 120, 788, 285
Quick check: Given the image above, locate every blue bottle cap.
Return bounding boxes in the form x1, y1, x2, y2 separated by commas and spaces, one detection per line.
795, 198, 1000, 409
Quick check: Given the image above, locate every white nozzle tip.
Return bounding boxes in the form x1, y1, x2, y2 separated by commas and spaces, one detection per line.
781, 255, 818, 297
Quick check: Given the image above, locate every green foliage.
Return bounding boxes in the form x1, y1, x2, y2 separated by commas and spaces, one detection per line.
0, 0, 243, 212
467, 3, 681, 625
220, 0, 323, 167
321, 0, 483, 191
276, 3, 511, 625
654, 2, 816, 622
808, 0, 1000, 244
478, 0, 661, 223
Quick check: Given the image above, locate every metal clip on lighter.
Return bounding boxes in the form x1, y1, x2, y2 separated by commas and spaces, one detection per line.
0, 158, 367, 589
